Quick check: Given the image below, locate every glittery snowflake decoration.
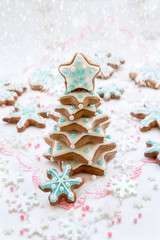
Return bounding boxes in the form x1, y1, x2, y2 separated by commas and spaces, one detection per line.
6, 191, 39, 213
131, 102, 160, 131
39, 164, 83, 205
117, 135, 138, 153
59, 53, 100, 92
58, 209, 94, 240
108, 175, 137, 198
2, 171, 24, 188
24, 219, 48, 238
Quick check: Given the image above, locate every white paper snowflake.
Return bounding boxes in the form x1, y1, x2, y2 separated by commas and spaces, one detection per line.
24, 219, 48, 238
117, 135, 138, 153
114, 156, 140, 171
58, 209, 95, 240
6, 191, 39, 213
108, 175, 137, 198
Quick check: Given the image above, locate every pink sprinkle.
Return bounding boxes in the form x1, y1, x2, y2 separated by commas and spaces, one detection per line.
82, 206, 85, 211
134, 124, 137, 128
110, 110, 114, 114
1, 104, 5, 108
35, 143, 40, 149
82, 213, 86, 217
137, 136, 140, 141
37, 156, 41, 161
12, 110, 16, 113
28, 143, 32, 147
51, 237, 56, 240
138, 213, 142, 218
138, 89, 142, 93
10, 186, 14, 192
134, 218, 138, 224
42, 105, 45, 108
20, 229, 24, 235
36, 96, 40, 99
130, 135, 134, 138
127, 119, 130, 123
111, 219, 115, 225
108, 232, 112, 238
22, 145, 26, 149
20, 215, 24, 221
85, 205, 90, 211
117, 216, 122, 223
83, 178, 87, 183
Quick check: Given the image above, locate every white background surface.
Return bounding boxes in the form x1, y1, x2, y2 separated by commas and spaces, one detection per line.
0, 1, 160, 240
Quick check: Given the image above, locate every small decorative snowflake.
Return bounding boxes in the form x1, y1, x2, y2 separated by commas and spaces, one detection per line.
2, 171, 24, 188
142, 193, 152, 201
117, 135, 138, 153
39, 164, 83, 205
133, 201, 143, 209
24, 219, 48, 238
6, 191, 39, 213
131, 102, 160, 131
108, 175, 137, 198
58, 209, 94, 240
114, 156, 139, 171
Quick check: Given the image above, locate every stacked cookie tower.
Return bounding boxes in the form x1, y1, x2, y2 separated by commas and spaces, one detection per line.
44, 53, 116, 176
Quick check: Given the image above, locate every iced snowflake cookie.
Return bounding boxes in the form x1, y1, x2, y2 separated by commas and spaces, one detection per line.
3, 101, 50, 132
91, 50, 125, 79
0, 81, 26, 106
29, 66, 64, 94
130, 102, 160, 132
97, 84, 124, 101
39, 164, 84, 206
129, 64, 160, 89
59, 53, 100, 92
145, 140, 160, 165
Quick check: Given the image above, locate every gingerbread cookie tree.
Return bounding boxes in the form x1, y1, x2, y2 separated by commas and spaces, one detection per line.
44, 53, 116, 176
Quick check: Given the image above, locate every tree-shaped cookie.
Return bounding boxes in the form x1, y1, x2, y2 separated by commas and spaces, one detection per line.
44, 53, 116, 176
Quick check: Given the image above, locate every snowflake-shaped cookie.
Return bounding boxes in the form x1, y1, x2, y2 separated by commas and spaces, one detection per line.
97, 84, 124, 101
59, 53, 100, 92
39, 164, 84, 206
58, 209, 94, 240
129, 64, 160, 89
131, 102, 160, 132
29, 66, 64, 95
0, 82, 26, 106
108, 175, 137, 198
6, 191, 39, 213
24, 219, 48, 238
3, 101, 50, 132
145, 140, 160, 164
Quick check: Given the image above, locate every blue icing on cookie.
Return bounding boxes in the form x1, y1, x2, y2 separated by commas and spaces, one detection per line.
70, 133, 77, 139
60, 117, 66, 123
94, 128, 101, 133
84, 147, 90, 153
56, 145, 62, 150
39, 164, 83, 204
70, 105, 76, 110
84, 118, 89, 123
97, 84, 124, 100
98, 160, 103, 165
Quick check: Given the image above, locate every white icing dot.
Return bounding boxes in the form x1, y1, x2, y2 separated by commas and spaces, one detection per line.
60, 186, 64, 191
88, 129, 92, 134
51, 194, 56, 200
65, 182, 70, 187
88, 160, 92, 165
78, 104, 83, 109
69, 192, 74, 197
71, 67, 76, 72
82, 64, 86, 69
50, 158, 54, 163
70, 144, 75, 149
51, 184, 56, 189
57, 127, 60, 132
69, 115, 74, 120
67, 165, 71, 169
95, 112, 98, 116
59, 178, 63, 184
92, 175, 96, 180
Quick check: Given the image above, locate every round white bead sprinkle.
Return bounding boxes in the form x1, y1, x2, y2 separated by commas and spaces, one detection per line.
70, 144, 75, 149
78, 104, 83, 109
69, 115, 74, 120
